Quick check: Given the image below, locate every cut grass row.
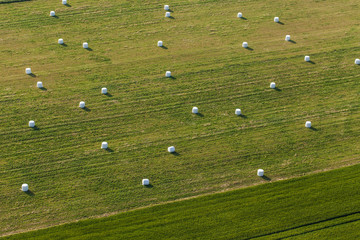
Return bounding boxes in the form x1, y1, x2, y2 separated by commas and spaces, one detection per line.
3, 164, 360, 239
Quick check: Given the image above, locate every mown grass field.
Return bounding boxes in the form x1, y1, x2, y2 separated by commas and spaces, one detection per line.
4, 164, 360, 239
0, 0, 359, 236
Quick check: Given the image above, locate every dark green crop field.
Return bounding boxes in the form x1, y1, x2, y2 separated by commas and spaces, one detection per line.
0, 0, 359, 236
4, 164, 360, 239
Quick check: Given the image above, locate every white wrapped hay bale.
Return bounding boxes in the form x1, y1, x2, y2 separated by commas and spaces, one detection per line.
270, 82, 276, 89
274, 17, 279, 23
25, 68, 32, 75
242, 42, 248, 48
165, 12, 171, 18
192, 107, 198, 114
142, 179, 150, 186
304, 56, 310, 62
101, 142, 108, 149
305, 121, 311, 128
62, 0, 67, 5
58, 38, 64, 45
157, 41, 163, 47
101, 88, 107, 94
21, 184, 29, 192
257, 169, 264, 177
285, 35, 291, 41
164, 5, 169, 11
168, 146, 175, 153
235, 109, 241, 116
165, 71, 171, 77
237, 12, 242, 18
83, 42, 88, 49
355, 59, 360, 65
50, 11, 55, 17
37, 81, 43, 88
29, 120, 35, 128
79, 101, 85, 108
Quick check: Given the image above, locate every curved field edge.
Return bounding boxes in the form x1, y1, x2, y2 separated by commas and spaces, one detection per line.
3, 164, 360, 240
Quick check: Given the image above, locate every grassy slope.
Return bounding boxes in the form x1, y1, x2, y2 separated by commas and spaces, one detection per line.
0, 0, 360, 235
3, 164, 360, 239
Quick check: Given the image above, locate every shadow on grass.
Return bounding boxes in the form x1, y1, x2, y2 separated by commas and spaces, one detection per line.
52, 15, 59, 19
195, 112, 204, 117
65, 3, 71, 7
239, 114, 247, 119
61, 43, 68, 47
85, 47, 93, 51
105, 148, 114, 152
274, 87, 282, 91
310, 126, 318, 131
105, 93, 112, 97
308, 60, 315, 64
0, 0, 31, 4
39, 87, 47, 91
25, 190, 35, 196
277, 21, 285, 25
82, 107, 91, 112
171, 151, 180, 156
169, 76, 176, 79
168, 16, 175, 19
145, 184, 154, 188
28, 73, 36, 77
261, 175, 271, 181
160, 45, 168, 49
241, 17, 247, 20
245, 47, 254, 51
288, 40, 296, 44
32, 126, 40, 131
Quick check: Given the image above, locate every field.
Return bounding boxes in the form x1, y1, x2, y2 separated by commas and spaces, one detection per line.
4, 164, 360, 239
0, 0, 359, 237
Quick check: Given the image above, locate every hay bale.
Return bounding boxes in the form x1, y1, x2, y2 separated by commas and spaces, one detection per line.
142, 179, 150, 186
305, 121, 311, 128
25, 68, 32, 75
79, 101, 85, 108
21, 184, 29, 192
270, 82, 276, 89
164, 5, 169, 10
285, 35, 291, 41
235, 109, 242, 116
29, 120, 35, 128
165, 12, 171, 18
50, 11, 55, 17
83, 42, 88, 49
157, 41, 163, 47
101, 142, 108, 149
304, 56, 310, 62
37, 81, 43, 88
274, 17, 279, 23
165, 71, 171, 77
257, 169, 264, 177
237, 12, 242, 18
355, 59, 360, 65
62, 0, 67, 5
58, 38, 64, 44
192, 107, 198, 114
101, 88, 107, 94
168, 146, 175, 153
242, 42, 248, 48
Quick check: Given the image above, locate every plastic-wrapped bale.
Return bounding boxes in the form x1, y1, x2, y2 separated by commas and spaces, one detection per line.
237, 12, 242, 18
285, 35, 291, 41
165, 12, 171, 18
165, 71, 171, 77
101, 88, 107, 94
25, 68, 32, 75
192, 107, 198, 114
37, 81, 43, 88
242, 42, 248, 48
62, 0, 67, 5
58, 38, 64, 44
355, 59, 360, 65
304, 56, 310, 62
168, 146, 175, 153
83, 42, 88, 49
157, 41, 163, 47
29, 120, 35, 128
305, 121, 311, 128
235, 109, 242, 116
270, 82, 276, 89
142, 179, 150, 186
101, 142, 108, 149
21, 184, 29, 192
257, 169, 264, 177
79, 101, 85, 108
164, 5, 169, 10
50, 11, 55, 17
274, 17, 279, 23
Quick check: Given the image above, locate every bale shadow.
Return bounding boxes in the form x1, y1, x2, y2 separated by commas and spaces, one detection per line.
32, 126, 40, 131
310, 126, 318, 131
65, 3, 71, 7
261, 175, 271, 181
28, 73, 36, 77
61, 43, 68, 47
0, 0, 31, 4
277, 21, 285, 25
168, 9, 173, 12
105, 148, 114, 152
160, 45, 168, 49
288, 40, 296, 44
168, 16, 175, 19
274, 87, 282, 91
52, 15, 59, 19
171, 151, 180, 156
25, 190, 35, 196
308, 60, 315, 64
245, 47, 254, 51
196, 112, 204, 117
105, 93, 112, 97
85, 47, 93, 51
40, 87, 47, 91
145, 184, 154, 188
169, 76, 176, 79
239, 114, 247, 119
82, 107, 91, 112
241, 17, 247, 20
